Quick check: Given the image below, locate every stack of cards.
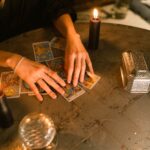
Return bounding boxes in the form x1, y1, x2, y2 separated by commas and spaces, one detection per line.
0, 37, 101, 101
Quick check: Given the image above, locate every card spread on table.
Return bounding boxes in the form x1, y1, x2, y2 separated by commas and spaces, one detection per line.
50, 37, 66, 51
46, 57, 66, 79
0, 71, 21, 98
80, 71, 101, 90
0, 38, 101, 101
62, 83, 85, 102
33, 41, 54, 62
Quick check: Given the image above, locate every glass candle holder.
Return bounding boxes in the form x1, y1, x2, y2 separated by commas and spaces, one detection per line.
113, 0, 130, 19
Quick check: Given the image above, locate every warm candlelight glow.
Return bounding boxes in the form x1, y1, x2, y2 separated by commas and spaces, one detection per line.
93, 8, 99, 19
89, 8, 100, 50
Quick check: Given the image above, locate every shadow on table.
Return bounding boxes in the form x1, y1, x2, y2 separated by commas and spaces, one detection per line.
83, 38, 122, 84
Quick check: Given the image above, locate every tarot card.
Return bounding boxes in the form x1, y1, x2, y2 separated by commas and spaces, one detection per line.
47, 57, 66, 79
20, 80, 33, 94
80, 72, 101, 90
0, 71, 21, 98
62, 83, 85, 102
51, 47, 65, 58
50, 37, 66, 51
33, 41, 54, 62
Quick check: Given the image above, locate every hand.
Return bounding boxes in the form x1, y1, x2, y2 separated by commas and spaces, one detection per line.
15, 58, 66, 101
65, 33, 94, 87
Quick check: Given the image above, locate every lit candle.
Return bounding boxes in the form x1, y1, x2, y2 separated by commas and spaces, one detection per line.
88, 8, 100, 50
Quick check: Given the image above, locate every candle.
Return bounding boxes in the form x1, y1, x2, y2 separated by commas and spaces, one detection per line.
88, 8, 100, 50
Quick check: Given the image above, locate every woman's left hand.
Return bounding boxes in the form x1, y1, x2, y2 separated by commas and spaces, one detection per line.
65, 33, 94, 87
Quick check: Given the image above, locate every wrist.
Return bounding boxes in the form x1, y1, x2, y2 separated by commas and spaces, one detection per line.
65, 26, 77, 37
66, 31, 80, 40
6, 54, 23, 70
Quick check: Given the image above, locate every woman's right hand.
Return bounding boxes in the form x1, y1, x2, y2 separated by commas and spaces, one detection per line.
14, 57, 66, 101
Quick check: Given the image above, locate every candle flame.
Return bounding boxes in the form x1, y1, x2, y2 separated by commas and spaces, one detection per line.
93, 8, 99, 19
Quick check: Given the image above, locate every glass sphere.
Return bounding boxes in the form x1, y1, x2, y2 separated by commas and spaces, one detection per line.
19, 113, 56, 149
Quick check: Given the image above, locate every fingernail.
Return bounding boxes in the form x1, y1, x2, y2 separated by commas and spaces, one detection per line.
63, 82, 66, 86
62, 90, 65, 95
39, 100, 43, 104
53, 94, 57, 99
73, 82, 77, 87
39, 97, 43, 101
67, 78, 71, 83
80, 79, 84, 83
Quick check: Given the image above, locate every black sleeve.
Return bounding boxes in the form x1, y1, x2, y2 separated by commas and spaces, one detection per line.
44, 0, 77, 23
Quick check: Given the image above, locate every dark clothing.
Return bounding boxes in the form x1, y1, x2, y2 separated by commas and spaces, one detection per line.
0, 0, 76, 42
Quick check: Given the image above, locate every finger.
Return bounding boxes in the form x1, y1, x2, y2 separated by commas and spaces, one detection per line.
37, 79, 57, 99
73, 55, 82, 87
67, 55, 75, 84
29, 83, 43, 101
80, 58, 86, 83
47, 70, 66, 87
42, 74, 65, 95
86, 54, 94, 74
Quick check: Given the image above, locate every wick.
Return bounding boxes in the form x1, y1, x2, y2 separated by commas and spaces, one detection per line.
92, 17, 99, 21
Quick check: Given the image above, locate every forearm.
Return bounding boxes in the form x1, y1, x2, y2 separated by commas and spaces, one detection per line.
0, 50, 22, 69
53, 14, 94, 86
53, 14, 77, 38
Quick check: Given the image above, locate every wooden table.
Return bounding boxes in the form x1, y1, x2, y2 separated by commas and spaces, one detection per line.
0, 23, 150, 150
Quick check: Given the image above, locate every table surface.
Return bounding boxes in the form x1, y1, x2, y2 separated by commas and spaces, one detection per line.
0, 23, 150, 150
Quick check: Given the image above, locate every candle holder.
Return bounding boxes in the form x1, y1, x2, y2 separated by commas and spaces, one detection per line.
88, 9, 100, 51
